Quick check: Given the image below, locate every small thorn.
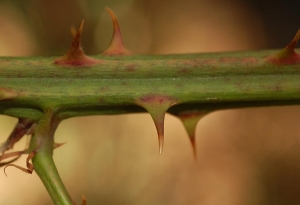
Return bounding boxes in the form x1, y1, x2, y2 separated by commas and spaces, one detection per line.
101, 7, 132, 55
82, 194, 87, 205
176, 111, 208, 159
55, 20, 99, 66
53, 142, 67, 149
0, 150, 25, 164
136, 94, 177, 155
286, 29, 300, 51
266, 29, 300, 65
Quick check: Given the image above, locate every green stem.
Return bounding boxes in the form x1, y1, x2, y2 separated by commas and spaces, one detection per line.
29, 110, 74, 205
0, 50, 300, 120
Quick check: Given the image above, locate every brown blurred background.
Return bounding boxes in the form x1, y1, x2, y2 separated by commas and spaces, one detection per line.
0, 0, 300, 204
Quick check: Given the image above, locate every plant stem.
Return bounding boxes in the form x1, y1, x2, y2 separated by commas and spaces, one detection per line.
0, 50, 300, 120
29, 110, 74, 205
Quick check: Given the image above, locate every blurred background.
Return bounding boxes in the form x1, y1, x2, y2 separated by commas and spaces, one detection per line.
0, 0, 300, 204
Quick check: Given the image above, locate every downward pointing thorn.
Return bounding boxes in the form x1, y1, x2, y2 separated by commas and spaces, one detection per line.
177, 111, 208, 159
136, 95, 177, 155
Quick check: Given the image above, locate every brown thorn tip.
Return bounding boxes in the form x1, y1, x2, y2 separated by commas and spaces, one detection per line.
287, 29, 300, 50
266, 29, 300, 65
70, 26, 77, 38
53, 142, 67, 149
82, 194, 87, 205
158, 135, 164, 155
55, 19, 99, 66
69, 20, 84, 42
79, 20, 84, 34
72, 20, 84, 48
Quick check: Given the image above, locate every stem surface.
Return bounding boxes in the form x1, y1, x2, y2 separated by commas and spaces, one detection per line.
0, 50, 300, 120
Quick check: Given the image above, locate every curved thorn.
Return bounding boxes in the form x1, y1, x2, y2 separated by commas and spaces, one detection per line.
266, 29, 300, 65
53, 142, 67, 149
286, 29, 300, 51
82, 194, 87, 205
102, 7, 132, 55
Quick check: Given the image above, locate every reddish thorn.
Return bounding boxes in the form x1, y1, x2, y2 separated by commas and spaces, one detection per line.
266, 29, 300, 65
53, 142, 67, 149
101, 7, 132, 55
286, 29, 300, 51
55, 20, 100, 66
136, 95, 177, 155
177, 111, 207, 159
82, 194, 87, 205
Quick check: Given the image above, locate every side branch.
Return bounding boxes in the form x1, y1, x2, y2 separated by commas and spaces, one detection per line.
29, 110, 74, 205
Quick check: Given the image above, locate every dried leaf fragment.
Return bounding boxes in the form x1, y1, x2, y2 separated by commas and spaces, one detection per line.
1, 142, 65, 175
0, 118, 36, 153
4, 150, 36, 176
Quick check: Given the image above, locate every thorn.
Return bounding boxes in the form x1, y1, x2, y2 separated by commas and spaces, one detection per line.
286, 29, 300, 51
101, 7, 132, 55
136, 95, 177, 155
82, 194, 87, 205
55, 20, 99, 66
53, 142, 67, 149
266, 29, 300, 65
68, 20, 84, 57
176, 111, 207, 159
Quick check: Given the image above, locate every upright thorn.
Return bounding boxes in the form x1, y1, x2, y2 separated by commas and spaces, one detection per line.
55, 20, 99, 66
286, 29, 300, 51
266, 29, 300, 65
101, 7, 132, 55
